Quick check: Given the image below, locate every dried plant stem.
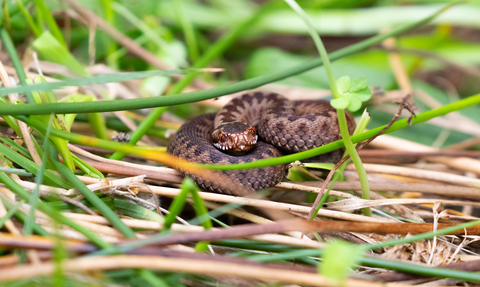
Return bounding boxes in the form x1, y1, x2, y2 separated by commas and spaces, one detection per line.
348, 163, 480, 187
143, 185, 394, 223
371, 134, 480, 175
0, 255, 388, 287
0, 61, 41, 165
297, 181, 480, 200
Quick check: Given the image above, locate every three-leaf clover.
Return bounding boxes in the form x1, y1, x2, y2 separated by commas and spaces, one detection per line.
330, 76, 372, 112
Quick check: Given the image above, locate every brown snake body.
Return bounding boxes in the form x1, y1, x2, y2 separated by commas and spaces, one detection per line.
167, 92, 355, 195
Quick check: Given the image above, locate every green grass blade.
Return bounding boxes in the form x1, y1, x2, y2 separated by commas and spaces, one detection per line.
0, 200, 21, 229
0, 137, 31, 159
87, 112, 109, 140
32, 31, 88, 76
0, 143, 73, 188
101, 0, 117, 68
0, 28, 34, 103
110, 2, 170, 53
183, 178, 212, 252
114, 199, 164, 222
0, 167, 33, 177
53, 226, 67, 287
14, 0, 41, 36
0, 69, 189, 97
28, 76, 76, 172
0, 97, 21, 135
51, 155, 137, 239
163, 179, 190, 230
33, 0, 67, 47
108, 107, 167, 160
24, 114, 54, 238
172, 0, 198, 62
71, 154, 105, 179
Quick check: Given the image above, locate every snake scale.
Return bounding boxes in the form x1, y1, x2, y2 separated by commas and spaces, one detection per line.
167, 92, 356, 195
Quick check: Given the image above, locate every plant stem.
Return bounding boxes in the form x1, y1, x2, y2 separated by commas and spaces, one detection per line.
337, 109, 371, 215
0, 28, 35, 104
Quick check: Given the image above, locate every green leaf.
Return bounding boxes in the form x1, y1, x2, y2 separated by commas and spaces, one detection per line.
28, 76, 75, 172
33, 0, 67, 47
336, 76, 351, 94
347, 97, 362, 112
0, 97, 21, 135
114, 199, 164, 223
71, 154, 105, 180
320, 240, 364, 285
32, 31, 89, 77
351, 88, 372, 101
14, 0, 41, 37
0, 143, 73, 188
330, 97, 349, 110
350, 77, 368, 92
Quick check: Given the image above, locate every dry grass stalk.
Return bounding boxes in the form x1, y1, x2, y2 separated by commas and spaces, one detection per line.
370, 134, 480, 175
0, 254, 414, 286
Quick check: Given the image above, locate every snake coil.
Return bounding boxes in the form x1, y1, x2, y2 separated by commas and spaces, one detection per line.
167, 92, 355, 195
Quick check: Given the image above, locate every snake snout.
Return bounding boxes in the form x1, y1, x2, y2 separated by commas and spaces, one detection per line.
211, 122, 257, 153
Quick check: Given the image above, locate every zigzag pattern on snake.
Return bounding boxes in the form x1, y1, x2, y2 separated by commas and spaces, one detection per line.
167, 92, 356, 195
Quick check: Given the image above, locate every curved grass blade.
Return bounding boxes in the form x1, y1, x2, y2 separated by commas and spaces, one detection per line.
33, 0, 67, 47
0, 28, 35, 103
0, 69, 191, 97
23, 114, 54, 238
28, 76, 75, 172
0, 143, 73, 188
17, 92, 480, 172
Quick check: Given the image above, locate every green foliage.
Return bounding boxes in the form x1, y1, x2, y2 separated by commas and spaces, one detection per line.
114, 198, 164, 222
164, 178, 212, 251
32, 31, 89, 76
28, 76, 75, 171
320, 240, 365, 285
33, 0, 66, 46
330, 76, 372, 111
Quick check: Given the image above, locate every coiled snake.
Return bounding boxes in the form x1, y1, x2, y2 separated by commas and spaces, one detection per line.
167, 92, 355, 195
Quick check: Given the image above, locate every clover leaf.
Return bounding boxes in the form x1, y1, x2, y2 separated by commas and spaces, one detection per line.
330, 76, 372, 112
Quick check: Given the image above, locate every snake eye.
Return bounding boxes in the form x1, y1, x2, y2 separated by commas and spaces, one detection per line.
219, 134, 227, 143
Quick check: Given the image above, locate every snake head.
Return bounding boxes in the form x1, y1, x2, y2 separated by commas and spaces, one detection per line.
211, 122, 258, 154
